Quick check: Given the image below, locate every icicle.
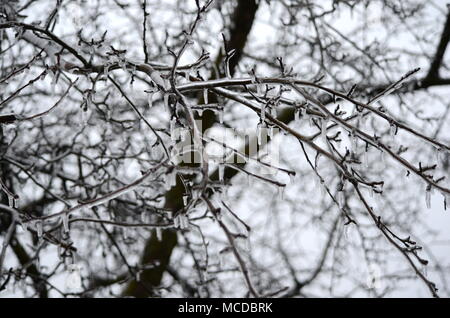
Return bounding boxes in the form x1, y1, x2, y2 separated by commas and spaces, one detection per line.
219, 164, 224, 182
182, 70, 189, 83
203, 89, 208, 104
265, 125, 271, 139
21, 221, 28, 233
425, 186, 431, 209
441, 191, 448, 210
289, 173, 296, 184
136, 271, 141, 282
343, 225, 350, 241
173, 214, 180, 228
7, 195, 14, 208
238, 237, 250, 253
62, 214, 69, 233
122, 225, 130, 240
119, 58, 126, 71
85, 91, 93, 109
163, 93, 170, 113
182, 215, 189, 229
309, 175, 317, 191
321, 118, 328, 141
219, 109, 224, 124
421, 265, 427, 278
36, 220, 43, 238
174, 214, 188, 229
219, 251, 226, 268
141, 211, 149, 223
370, 187, 375, 198
183, 194, 189, 206
196, 108, 204, 117
271, 106, 277, 117
156, 228, 162, 241
320, 180, 326, 197
224, 62, 231, 79
338, 191, 345, 207
81, 109, 89, 126
57, 244, 63, 261
50, 72, 57, 95
147, 91, 154, 108
265, 162, 277, 177
363, 149, 369, 168
35, 257, 41, 272
379, 150, 385, 164
104, 64, 110, 78
294, 108, 300, 122
65, 264, 82, 291
167, 170, 177, 187
180, 130, 187, 142
261, 103, 266, 122
106, 108, 112, 121
257, 83, 263, 95
277, 186, 285, 200
435, 147, 442, 163
257, 123, 264, 146
351, 131, 357, 153
390, 123, 396, 137
170, 117, 177, 141
215, 209, 223, 221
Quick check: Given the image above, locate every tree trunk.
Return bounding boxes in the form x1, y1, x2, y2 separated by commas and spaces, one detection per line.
122, 0, 259, 297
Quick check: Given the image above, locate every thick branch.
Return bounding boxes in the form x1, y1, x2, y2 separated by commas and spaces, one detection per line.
422, 9, 450, 86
